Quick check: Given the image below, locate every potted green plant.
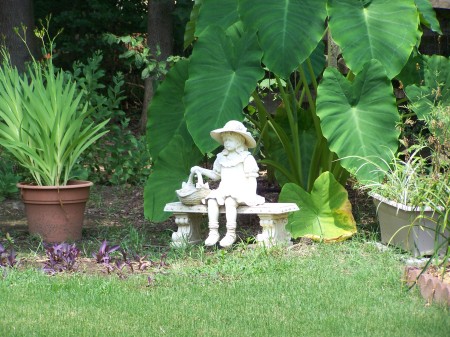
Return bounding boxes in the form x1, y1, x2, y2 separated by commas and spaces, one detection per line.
0, 23, 109, 242
355, 145, 448, 257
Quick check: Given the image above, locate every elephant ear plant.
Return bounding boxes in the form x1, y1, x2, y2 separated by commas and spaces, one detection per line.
145, 0, 440, 242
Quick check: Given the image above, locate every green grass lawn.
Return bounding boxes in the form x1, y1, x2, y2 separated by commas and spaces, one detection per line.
1, 238, 449, 337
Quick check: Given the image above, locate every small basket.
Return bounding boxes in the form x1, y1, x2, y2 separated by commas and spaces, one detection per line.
176, 172, 210, 206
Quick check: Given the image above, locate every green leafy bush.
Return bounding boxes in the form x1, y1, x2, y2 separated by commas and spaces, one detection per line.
0, 156, 20, 201
417, 102, 450, 278
72, 52, 152, 185
103, 33, 170, 81
34, 0, 148, 68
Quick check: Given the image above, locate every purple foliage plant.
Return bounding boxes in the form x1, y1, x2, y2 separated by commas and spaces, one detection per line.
0, 243, 17, 268
43, 242, 80, 275
93, 240, 121, 264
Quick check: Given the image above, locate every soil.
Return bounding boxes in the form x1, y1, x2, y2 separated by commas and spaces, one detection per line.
0, 186, 151, 240
0, 178, 287, 247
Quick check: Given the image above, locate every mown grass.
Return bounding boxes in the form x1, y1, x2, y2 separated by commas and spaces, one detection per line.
1, 237, 449, 337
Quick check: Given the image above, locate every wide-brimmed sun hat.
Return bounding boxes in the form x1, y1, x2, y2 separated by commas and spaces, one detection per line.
210, 120, 256, 148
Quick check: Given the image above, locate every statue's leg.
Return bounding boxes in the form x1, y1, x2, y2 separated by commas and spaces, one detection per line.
205, 199, 220, 246
219, 197, 238, 247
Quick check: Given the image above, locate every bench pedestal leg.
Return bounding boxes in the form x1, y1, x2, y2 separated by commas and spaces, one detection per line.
171, 213, 202, 248
256, 214, 292, 247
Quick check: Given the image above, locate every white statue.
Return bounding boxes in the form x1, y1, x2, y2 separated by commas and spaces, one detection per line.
190, 120, 265, 247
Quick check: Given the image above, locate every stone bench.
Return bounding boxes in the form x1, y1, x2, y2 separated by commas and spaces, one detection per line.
164, 202, 299, 248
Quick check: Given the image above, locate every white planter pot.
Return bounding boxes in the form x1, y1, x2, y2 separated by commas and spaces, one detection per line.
372, 193, 449, 257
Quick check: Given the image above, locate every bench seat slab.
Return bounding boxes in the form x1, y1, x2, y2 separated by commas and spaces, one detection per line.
164, 202, 299, 247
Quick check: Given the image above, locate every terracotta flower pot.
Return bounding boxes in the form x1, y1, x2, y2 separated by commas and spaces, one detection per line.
17, 180, 93, 243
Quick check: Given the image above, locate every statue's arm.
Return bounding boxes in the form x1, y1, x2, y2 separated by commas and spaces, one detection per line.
191, 153, 222, 181
190, 166, 220, 181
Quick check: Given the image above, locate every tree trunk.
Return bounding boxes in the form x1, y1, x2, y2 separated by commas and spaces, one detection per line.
0, 0, 37, 72
140, 0, 174, 134
141, 77, 154, 133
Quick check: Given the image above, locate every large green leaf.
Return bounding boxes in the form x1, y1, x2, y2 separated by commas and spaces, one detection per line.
195, 0, 239, 36
316, 60, 399, 183
414, 0, 442, 34
239, 0, 327, 79
184, 26, 264, 153
184, 0, 202, 49
144, 126, 203, 222
327, 0, 421, 79
147, 59, 189, 160
396, 49, 424, 88
279, 172, 356, 242
405, 55, 450, 119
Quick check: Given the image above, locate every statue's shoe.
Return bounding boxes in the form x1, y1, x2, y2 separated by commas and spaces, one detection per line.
219, 233, 236, 247
205, 232, 220, 246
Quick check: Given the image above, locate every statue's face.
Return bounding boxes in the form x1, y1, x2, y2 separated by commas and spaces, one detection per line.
222, 132, 244, 151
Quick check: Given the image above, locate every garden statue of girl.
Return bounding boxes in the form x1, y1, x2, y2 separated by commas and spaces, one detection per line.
190, 120, 265, 247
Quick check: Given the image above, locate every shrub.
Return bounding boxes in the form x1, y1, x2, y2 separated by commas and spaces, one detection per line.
71, 52, 152, 185
0, 156, 20, 201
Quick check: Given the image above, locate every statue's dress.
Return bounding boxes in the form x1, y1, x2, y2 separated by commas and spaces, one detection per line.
204, 151, 265, 206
